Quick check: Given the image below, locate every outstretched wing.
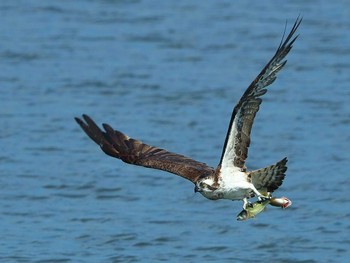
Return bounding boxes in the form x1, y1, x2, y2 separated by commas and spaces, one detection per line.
219, 17, 302, 172
249, 157, 288, 193
75, 114, 215, 183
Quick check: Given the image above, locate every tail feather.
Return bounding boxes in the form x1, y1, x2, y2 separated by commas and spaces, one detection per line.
249, 157, 288, 193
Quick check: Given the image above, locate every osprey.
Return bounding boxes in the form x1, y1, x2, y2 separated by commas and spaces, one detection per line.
75, 18, 301, 213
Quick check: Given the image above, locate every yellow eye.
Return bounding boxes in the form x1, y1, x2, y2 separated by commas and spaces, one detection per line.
200, 182, 206, 188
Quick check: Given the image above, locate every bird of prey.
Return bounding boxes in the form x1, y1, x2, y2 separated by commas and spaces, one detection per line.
75, 18, 301, 213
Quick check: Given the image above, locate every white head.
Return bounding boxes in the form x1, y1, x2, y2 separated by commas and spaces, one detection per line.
194, 177, 220, 200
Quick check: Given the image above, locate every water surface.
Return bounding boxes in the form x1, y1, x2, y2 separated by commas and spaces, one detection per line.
1, 1, 349, 262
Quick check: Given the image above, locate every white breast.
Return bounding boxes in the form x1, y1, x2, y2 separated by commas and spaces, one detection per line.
218, 167, 252, 200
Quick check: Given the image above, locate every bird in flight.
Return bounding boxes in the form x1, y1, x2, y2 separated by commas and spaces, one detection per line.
75, 17, 301, 215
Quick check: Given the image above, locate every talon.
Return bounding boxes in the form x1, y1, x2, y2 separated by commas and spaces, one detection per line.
258, 195, 270, 202
243, 201, 253, 209
242, 198, 250, 209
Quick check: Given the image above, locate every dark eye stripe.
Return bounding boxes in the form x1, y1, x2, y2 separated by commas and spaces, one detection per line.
207, 185, 217, 191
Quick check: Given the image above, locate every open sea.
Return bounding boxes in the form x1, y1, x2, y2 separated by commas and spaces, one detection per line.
1, 0, 349, 262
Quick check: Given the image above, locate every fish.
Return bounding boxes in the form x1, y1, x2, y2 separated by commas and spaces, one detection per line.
236, 199, 270, 221
236, 195, 292, 221
269, 196, 292, 209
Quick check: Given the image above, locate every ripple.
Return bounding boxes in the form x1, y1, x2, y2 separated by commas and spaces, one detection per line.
1, 50, 41, 61
95, 186, 122, 193
1, 1, 349, 262
194, 245, 229, 252
35, 259, 71, 263
53, 193, 87, 199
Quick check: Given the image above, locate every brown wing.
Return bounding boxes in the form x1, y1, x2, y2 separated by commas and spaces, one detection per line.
75, 114, 214, 183
219, 17, 302, 172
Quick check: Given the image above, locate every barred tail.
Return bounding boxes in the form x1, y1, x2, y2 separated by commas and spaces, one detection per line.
249, 157, 288, 193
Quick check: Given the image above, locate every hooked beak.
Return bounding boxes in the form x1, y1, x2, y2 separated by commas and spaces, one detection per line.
194, 185, 201, 193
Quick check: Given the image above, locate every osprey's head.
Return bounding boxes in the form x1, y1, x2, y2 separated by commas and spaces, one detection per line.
194, 177, 220, 200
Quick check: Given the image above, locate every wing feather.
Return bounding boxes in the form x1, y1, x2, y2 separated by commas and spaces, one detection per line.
219, 17, 302, 171
75, 114, 214, 183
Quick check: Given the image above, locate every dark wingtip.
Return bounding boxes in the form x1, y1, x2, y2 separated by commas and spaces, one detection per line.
102, 123, 114, 134
74, 114, 92, 123
276, 16, 302, 53
74, 115, 87, 129
81, 114, 93, 123
74, 114, 104, 145
74, 116, 83, 124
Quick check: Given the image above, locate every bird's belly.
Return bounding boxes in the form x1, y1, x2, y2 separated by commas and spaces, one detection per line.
200, 170, 253, 201
221, 187, 251, 200
216, 171, 253, 200
201, 187, 251, 201
201, 188, 251, 200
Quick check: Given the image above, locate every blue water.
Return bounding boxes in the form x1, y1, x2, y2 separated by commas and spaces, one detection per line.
1, 1, 349, 262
